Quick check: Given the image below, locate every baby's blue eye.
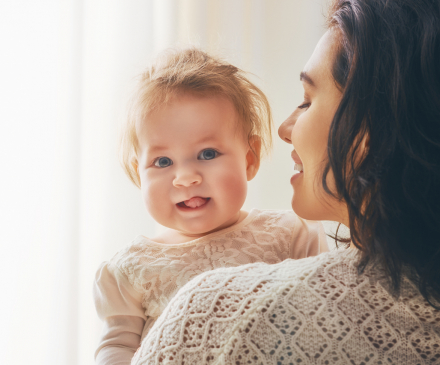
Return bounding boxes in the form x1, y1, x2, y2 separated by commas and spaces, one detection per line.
154, 157, 173, 168
198, 149, 219, 160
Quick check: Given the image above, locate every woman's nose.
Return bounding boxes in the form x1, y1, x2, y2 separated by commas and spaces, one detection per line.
278, 113, 295, 144
173, 167, 202, 188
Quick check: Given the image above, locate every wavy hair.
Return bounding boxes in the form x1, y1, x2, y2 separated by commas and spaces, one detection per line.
325, 0, 440, 307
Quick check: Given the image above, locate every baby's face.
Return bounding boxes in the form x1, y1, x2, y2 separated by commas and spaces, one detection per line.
136, 94, 254, 236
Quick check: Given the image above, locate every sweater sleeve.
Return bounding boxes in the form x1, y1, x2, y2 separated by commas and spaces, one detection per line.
289, 215, 329, 259
93, 262, 147, 365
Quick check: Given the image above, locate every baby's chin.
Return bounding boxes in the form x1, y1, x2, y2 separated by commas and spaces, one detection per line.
176, 220, 228, 239
151, 225, 220, 244
169, 214, 241, 242
150, 201, 244, 243
149, 216, 222, 243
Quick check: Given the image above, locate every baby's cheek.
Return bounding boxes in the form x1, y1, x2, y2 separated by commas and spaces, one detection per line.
217, 167, 248, 205
142, 180, 168, 218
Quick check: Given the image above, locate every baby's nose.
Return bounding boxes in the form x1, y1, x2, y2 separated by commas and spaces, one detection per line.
173, 169, 202, 187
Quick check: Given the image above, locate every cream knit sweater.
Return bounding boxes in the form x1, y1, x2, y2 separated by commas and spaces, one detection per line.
132, 248, 440, 365
94, 209, 328, 365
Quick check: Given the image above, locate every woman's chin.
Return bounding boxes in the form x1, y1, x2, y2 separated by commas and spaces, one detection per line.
291, 191, 343, 223
291, 195, 320, 221
291, 194, 305, 217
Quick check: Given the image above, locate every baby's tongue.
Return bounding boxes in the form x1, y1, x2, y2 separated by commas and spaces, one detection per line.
184, 197, 207, 208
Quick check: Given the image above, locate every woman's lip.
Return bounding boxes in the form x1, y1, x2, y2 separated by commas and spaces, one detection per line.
291, 150, 303, 165
290, 171, 303, 184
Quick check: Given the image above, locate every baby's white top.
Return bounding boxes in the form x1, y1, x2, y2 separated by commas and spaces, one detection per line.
94, 209, 328, 365
132, 248, 440, 365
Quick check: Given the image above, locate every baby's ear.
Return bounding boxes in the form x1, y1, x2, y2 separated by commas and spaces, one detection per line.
246, 136, 261, 181
130, 157, 141, 187
131, 157, 139, 173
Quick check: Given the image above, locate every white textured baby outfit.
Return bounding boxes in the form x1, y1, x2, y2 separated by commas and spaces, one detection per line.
93, 209, 328, 365
132, 248, 440, 365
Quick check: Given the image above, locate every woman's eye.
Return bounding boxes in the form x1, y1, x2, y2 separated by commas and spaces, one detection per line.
198, 149, 219, 160
154, 157, 173, 168
298, 102, 311, 110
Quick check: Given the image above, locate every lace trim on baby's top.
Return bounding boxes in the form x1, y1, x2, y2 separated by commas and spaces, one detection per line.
110, 209, 298, 318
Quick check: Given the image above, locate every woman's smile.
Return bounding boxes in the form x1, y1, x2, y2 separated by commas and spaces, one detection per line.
291, 150, 304, 183
290, 170, 303, 184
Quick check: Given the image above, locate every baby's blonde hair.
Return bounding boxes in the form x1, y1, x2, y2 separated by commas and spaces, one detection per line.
121, 47, 273, 187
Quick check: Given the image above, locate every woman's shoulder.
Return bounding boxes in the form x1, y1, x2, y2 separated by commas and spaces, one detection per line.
133, 249, 440, 365
132, 250, 348, 361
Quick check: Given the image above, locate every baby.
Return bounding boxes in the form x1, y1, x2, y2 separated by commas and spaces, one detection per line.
93, 48, 328, 365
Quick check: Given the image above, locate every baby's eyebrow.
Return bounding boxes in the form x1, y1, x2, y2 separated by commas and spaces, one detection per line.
147, 145, 168, 154
145, 135, 221, 155
195, 135, 219, 144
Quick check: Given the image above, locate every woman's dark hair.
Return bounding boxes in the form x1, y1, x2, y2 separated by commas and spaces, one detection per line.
324, 0, 440, 307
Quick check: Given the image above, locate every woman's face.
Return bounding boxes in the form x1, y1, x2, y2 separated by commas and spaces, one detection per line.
278, 30, 348, 224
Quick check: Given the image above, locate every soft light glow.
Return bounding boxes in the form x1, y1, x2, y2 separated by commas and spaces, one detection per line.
0, 1, 328, 364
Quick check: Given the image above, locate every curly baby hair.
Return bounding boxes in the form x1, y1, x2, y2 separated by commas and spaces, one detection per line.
120, 47, 273, 187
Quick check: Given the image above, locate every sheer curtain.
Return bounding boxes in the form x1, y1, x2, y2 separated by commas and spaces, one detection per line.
0, 1, 326, 364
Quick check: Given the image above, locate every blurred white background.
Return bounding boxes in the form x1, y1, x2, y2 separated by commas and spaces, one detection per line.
0, 0, 332, 364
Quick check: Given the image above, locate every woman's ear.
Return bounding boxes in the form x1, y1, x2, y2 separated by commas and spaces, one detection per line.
246, 136, 261, 181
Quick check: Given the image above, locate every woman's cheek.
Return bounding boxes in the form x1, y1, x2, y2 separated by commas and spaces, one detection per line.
298, 112, 328, 161
291, 117, 307, 153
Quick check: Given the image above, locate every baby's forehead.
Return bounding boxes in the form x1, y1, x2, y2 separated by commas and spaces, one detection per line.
152, 92, 238, 117
137, 93, 246, 141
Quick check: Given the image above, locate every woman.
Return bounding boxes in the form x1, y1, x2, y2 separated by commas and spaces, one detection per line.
132, 0, 440, 363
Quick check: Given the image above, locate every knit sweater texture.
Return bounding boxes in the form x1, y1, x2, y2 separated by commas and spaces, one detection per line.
132, 248, 440, 365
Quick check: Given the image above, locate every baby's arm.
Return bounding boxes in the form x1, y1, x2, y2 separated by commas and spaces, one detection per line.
95, 315, 144, 365
94, 262, 147, 365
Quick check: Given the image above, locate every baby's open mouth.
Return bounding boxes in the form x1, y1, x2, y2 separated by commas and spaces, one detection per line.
177, 197, 211, 209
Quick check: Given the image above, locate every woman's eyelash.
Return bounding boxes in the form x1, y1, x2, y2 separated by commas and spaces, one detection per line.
298, 102, 311, 109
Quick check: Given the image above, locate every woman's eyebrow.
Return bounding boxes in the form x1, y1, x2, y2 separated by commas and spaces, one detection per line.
300, 71, 315, 87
